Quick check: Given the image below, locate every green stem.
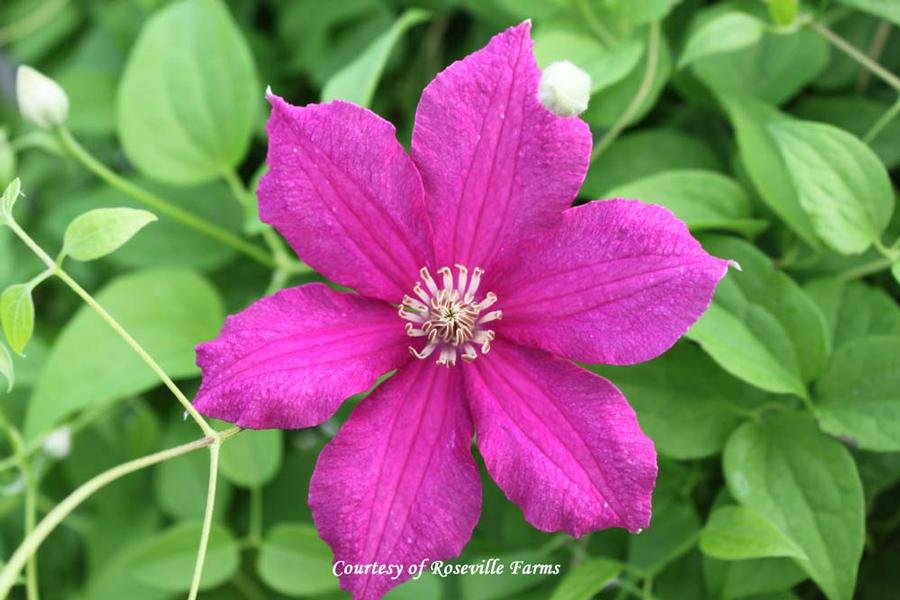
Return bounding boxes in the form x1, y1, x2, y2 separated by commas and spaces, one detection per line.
5, 219, 216, 437
808, 20, 900, 92
222, 169, 312, 284
836, 256, 895, 280
0, 413, 39, 600
0, 429, 239, 598
54, 128, 276, 269
863, 98, 900, 144
188, 441, 221, 600
591, 22, 661, 163
856, 20, 892, 92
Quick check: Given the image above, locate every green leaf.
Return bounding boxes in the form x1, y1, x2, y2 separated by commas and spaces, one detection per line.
1, 283, 35, 356
691, 8, 828, 105
550, 557, 620, 600
719, 94, 819, 248
723, 413, 865, 600
582, 128, 721, 198
583, 29, 672, 128
24, 269, 224, 440
836, 0, 900, 26
322, 8, 429, 107
769, 120, 894, 254
1, 178, 21, 221
679, 11, 764, 68
219, 428, 283, 488
126, 521, 239, 592
605, 169, 767, 235
686, 236, 829, 397
534, 25, 644, 94
803, 278, 900, 350
592, 343, 761, 459
257, 523, 339, 596
704, 555, 808, 600
893, 261, 900, 285
47, 181, 243, 272
792, 95, 900, 169
700, 505, 805, 561
117, 0, 260, 185
814, 336, 900, 452
62, 207, 157, 261
0, 341, 12, 393
604, 0, 679, 25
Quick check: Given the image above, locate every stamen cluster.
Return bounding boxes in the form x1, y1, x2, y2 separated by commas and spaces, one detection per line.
400, 265, 501, 366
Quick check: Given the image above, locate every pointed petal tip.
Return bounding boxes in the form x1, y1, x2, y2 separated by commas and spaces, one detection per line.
728, 259, 743, 272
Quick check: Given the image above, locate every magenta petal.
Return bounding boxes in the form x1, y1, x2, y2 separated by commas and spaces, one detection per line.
494, 199, 730, 365
310, 361, 481, 600
411, 22, 591, 272
194, 283, 409, 429
465, 341, 657, 535
259, 95, 434, 302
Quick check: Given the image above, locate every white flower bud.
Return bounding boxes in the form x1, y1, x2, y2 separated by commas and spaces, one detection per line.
42, 426, 72, 459
16, 65, 69, 129
538, 61, 591, 117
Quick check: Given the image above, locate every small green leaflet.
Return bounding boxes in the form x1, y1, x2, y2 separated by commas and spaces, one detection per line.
219, 428, 283, 488
0, 341, 12, 393
679, 11, 764, 68
62, 208, 157, 261
1, 178, 22, 222
257, 523, 339, 596
549, 558, 620, 600
322, 9, 430, 107
1, 283, 35, 355
700, 505, 805, 561
770, 120, 894, 255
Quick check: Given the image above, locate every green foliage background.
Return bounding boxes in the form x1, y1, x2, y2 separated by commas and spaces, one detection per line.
0, 0, 899, 598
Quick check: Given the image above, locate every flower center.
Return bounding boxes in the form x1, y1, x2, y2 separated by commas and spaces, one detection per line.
400, 265, 501, 367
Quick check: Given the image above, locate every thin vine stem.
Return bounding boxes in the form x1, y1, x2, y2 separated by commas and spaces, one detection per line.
4, 218, 216, 437
591, 22, 661, 163
188, 442, 221, 600
808, 20, 900, 92
864, 98, 900, 144
0, 428, 240, 598
53, 128, 276, 269
0, 413, 39, 600
857, 20, 892, 92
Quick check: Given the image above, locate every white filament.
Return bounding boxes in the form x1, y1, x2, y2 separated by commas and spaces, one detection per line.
400, 265, 501, 367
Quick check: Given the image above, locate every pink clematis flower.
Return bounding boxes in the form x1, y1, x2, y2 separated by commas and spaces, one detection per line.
194, 22, 729, 599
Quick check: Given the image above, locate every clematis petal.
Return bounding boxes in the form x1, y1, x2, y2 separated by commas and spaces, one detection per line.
465, 340, 656, 536
310, 361, 480, 600
494, 199, 730, 365
259, 95, 434, 302
194, 283, 409, 429
411, 22, 591, 272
